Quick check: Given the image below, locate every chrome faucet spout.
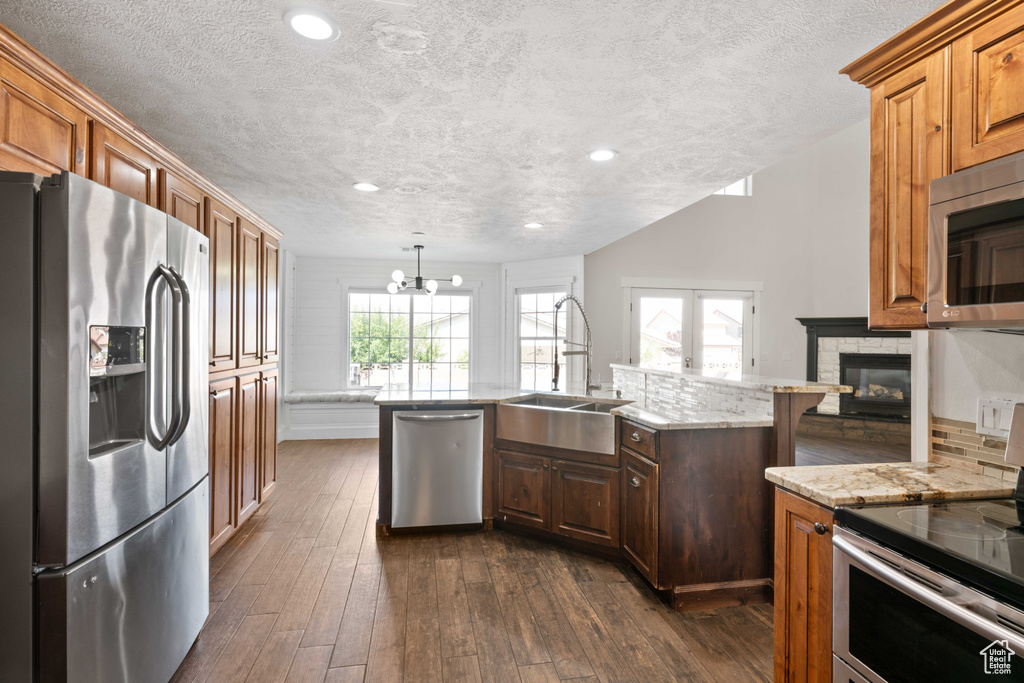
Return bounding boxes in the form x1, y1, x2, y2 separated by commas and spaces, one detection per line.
552, 294, 599, 397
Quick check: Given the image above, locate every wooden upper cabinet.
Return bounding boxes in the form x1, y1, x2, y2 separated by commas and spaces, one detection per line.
774, 488, 833, 683
206, 197, 238, 372
160, 169, 204, 232
0, 58, 87, 176
261, 233, 280, 365
868, 49, 948, 330
237, 218, 262, 369
953, 3, 1024, 170
90, 122, 159, 206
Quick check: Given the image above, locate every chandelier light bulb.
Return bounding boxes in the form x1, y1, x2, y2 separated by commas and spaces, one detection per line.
387, 281, 399, 294
392, 269, 404, 283
426, 279, 438, 293
451, 274, 463, 287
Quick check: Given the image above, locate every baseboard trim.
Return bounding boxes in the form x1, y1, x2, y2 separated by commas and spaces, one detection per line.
670, 578, 772, 612
280, 424, 379, 440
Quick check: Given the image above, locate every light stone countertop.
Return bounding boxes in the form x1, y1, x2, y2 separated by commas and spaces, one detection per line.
610, 364, 852, 394
611, 404, 772, 430
765, 462, 1014, 508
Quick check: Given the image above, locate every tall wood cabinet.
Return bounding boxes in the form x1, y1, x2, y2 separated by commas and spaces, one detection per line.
843, 0, 1024, 330
0, 22, 282, 556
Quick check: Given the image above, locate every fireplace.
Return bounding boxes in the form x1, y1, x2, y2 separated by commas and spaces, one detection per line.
839, 353, 911, 419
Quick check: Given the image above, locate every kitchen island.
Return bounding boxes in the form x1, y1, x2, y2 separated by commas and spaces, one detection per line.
376, 370, 849, 610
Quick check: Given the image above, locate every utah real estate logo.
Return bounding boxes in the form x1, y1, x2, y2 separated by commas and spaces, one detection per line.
981, 640, 1015, 675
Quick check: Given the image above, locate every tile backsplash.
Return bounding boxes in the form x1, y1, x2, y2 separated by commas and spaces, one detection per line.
613, 367, 774, 417
930, 416, 1018, 483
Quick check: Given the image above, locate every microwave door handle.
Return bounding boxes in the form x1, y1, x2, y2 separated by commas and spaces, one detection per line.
833, 534, 1024, 653
145, 265, 182, 450
167, 267, 191, 446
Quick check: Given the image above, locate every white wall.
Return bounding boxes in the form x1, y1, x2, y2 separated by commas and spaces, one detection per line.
585, 119, 871, 381
931, 330, 1024, 422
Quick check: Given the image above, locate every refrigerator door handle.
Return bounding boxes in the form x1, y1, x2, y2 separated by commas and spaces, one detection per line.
167, 267, 191, 446
146, 265, 182, 450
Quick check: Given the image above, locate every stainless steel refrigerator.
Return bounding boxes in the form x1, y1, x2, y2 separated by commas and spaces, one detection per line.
0, 171, 210, 682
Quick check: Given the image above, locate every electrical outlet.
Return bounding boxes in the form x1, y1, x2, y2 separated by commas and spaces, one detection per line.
977, 398, 1019, 437
782, 351, 793, 362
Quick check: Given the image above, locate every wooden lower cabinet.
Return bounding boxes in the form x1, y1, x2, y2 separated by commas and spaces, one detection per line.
259, 368, 278, 501
621, 448, 659, 585
774, 487, 834, 683
209, 377, 237, 555
237, 371, 261, 527
497, 450, 550, 530
551, 459, 619, 548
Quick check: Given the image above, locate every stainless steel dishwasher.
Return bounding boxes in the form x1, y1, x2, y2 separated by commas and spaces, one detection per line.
392, 409, 484, 528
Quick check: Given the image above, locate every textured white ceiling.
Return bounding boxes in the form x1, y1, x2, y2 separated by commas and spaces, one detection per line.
2, 0, 942, 261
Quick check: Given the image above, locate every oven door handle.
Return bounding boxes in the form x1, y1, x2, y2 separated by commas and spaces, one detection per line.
834, 534, 1024, 653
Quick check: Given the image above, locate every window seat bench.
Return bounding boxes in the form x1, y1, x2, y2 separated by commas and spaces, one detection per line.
283, 389, 379, 404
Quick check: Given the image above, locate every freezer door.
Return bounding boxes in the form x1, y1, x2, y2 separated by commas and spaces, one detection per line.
36, 478, 209, 683
165, 216, 210, 504
36, 172, 168, 566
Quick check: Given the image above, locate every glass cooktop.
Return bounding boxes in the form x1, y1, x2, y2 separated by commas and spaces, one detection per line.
835, 498, 1024, 610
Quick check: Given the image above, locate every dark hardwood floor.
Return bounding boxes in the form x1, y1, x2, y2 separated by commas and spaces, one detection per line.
174, 439, 773, 683
794, 434, 911, 467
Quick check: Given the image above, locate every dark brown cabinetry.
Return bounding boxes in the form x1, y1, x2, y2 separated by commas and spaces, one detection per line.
90, 122, 159, 207
209, 377, 237, 555
551, 460, 619, 548
0, 57, 87, 175
773, 487, 833, 683
237, 371, 260, 527
621, 448, 659, 585
259, 368, 278, 501
497, 450, 550, 530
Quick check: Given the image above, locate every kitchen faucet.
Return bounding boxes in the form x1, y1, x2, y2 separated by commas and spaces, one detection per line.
551, 294, 600, 396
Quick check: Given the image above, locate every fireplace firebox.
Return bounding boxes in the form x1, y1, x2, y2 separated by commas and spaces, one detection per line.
839, 353, 911, 419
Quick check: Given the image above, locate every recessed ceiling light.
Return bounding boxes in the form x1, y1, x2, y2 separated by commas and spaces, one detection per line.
353, 182, 380, 192
284, 8, 340, 42
524, 222, 543, 229
587, 149, 618, 162
412, 231, 425, 236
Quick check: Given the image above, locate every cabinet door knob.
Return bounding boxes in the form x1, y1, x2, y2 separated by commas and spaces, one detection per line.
629, 476, 640, 488
211, 390, 219, 397
814, 522, 828, 535
630, 431, 641, 442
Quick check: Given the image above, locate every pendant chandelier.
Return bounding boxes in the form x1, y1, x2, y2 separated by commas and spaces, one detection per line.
387, 245, 462, 296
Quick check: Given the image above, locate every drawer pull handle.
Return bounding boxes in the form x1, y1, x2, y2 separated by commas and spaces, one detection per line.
629, 476, 640, 488
814, 522, 828, 535
630, 432, 641, 442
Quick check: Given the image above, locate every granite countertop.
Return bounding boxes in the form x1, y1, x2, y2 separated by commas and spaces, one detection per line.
611, 403, 773, 430
610, 363, 852, 394
765, 462, 1014, 508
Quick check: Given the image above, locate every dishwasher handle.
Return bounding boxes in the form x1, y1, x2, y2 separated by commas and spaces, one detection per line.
395, 413, 481, 422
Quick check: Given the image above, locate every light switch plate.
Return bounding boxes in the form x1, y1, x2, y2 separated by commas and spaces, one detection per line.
977, 398, 1020, 437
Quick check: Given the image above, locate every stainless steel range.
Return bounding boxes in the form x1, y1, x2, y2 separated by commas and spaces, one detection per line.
0, 171, 210, 682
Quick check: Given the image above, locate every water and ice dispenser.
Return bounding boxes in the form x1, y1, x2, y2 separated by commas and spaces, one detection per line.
88, 326, 147, 456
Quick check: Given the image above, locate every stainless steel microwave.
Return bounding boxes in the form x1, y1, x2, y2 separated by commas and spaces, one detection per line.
929, 151, 1024, 329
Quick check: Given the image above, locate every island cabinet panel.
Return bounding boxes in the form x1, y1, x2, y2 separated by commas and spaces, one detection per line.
496, 450, 550, 530
259, 368, 278, 501
0, 57, 87, 176
953, 4, 1024, 170
237, 217, 262, 369
621, 449, 659, 586
160, 169, 203, 233
773, 487, 833, 683
206, 197, 238, 372
868, 49, 948, 330
236, 371, 261, 527
90, 122, 159, 207
551, 460, 619, 548
261, 232, 279, 365
209, 377, 237, 555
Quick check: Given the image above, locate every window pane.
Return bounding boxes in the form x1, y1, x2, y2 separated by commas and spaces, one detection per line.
520, 293, 537, 314
451, 296, 470, 314
432, 296, 451, 315
350, 293, 369, 312
517, 290, 567, 391
701, 298, 744, 379
639, 297, 684, 372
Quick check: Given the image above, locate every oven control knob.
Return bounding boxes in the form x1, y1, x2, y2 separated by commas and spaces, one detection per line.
814, 522, 828, 535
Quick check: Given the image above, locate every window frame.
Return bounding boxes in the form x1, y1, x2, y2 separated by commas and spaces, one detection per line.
514, 285, 573, 392
343, 282, 479, 390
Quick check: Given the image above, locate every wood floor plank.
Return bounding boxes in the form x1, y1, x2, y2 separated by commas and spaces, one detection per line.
252, 537, 316, 615
363, 542, 409, 682
302, 552, 360, 648
406, 618, 444, 683
296, 493, 338, 539
325, 666, 367, 683
456, 534, 490, 584
443, 655, 483, 683
211, 531, 274, 601
517, 663, 559, 683
337, 504, 371, 556
314, 497, 355, 548
435, 558, 477, 658
239, 522, 301, 587
285, 646, 334, 683
172, 584, 262, 683
479, 534, 550, 666
202, 613, 277, 683
329, 561, 383, 665
275, 545, 335, 632
464, 582, 522, 683
244, 630, 303, 683
515, 568, 593, 680
407, 537, 440, 622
